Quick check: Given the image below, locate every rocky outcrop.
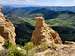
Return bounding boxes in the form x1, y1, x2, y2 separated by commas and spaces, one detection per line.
33, 44, 75, 56
32, 16, 62, 45
0, 8, 16, 46
0, 35, 5, 50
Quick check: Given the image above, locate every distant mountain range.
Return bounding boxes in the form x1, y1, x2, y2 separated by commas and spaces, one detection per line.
2, 6, 75, 19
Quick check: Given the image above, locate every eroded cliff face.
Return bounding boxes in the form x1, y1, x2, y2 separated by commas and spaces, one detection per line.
0, 9, 16, 46
32, 16, 62, 45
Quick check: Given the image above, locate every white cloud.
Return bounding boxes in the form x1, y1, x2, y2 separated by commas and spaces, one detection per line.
0, 0, 75, 6
0, 0, 36, 4
8, 0, 36, 3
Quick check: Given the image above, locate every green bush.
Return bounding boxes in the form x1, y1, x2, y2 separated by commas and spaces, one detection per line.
3, 41, 26, 56
24, 42, 34, 50
4, 41, 16, 49
7, 47, 26, 56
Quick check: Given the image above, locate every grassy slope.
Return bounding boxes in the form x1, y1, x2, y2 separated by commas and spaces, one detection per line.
5, 12, 75, 45
46, 18, 75, 41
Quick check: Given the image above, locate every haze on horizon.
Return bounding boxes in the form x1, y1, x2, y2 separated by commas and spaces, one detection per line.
0, 0, 75, 6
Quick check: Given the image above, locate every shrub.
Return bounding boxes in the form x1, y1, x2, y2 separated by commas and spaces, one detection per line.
7, 48, 26, 56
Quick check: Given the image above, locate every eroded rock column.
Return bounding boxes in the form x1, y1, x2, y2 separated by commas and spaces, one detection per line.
32, 16, 62, 45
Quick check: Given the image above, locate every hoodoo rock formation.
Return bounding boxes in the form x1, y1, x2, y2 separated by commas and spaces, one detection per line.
0, 8, 16, 46
32, 16, 62, 45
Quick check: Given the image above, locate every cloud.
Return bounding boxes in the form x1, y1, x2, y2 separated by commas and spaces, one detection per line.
8, 0, 36, 3
20, 0, 35, 2
0, 0, 36, 4
0, 0, 75, 6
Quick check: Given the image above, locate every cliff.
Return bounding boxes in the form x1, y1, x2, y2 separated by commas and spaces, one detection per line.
0, 8, 16, 46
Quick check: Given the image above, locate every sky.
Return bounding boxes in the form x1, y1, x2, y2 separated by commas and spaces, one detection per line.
0, 0, 75, 6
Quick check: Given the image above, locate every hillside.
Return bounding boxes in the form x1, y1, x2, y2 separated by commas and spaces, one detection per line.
2, 6, 75, 45
1, 6, 75, 56
1, 12, 75, 56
